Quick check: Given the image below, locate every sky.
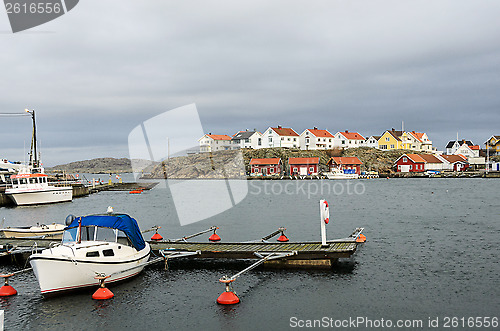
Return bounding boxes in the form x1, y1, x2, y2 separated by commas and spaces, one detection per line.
1, 0, 499, 166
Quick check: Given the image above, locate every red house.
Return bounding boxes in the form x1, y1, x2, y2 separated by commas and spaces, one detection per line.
288, 157, 319, 175
440, 154, 469, 171
394, 154, 426, 172
249, 158, 282, 176
327, 157, 363, 175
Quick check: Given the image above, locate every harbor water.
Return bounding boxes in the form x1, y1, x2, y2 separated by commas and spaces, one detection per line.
0, 178, 499, 330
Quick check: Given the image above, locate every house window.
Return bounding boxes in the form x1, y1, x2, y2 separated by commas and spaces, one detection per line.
329, 139, 331, 142
293, 138, 297, 141
386, 137, 390, 141
342, 140, 345, 145
281, 137, 284, 141
270, 168, 275, 173
306, 138, 310, 144
269, 137, 272, 143
403, 157, 407, 162
309, 167, 314, 173
293, 167, 298, 173
258, 138, 262, 146
317, 138, 321, 142
390, 144, 395, 149
245, 139, 249, 143
380, 145, 387, 150
410, 165, 413, 170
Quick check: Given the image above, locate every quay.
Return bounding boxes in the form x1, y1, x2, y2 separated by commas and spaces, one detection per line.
0, 182, 158, 207
0, 236, 362, 269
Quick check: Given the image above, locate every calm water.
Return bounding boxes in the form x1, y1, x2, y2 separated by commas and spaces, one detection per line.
1, 178, 499, 330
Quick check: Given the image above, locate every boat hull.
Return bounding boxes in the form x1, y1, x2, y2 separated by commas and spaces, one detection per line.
325, 172, 359, 180
6, 187, 72, 205
29, 244, 150, 295
0, 229, 64, 239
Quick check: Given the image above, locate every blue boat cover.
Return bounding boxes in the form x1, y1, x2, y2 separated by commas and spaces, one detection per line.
66, 214, 146, 251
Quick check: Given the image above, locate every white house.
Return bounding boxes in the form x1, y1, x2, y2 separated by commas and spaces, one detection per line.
455, 143, 480, 158
299, 128, 335, 150
230, 130, 263, 149
445, 140, 477, 156
365, 136, 380, 149
198, 134, 232, 152
262, 126, 300, 148
404, 131, 435, 152
333, 131, 365, 148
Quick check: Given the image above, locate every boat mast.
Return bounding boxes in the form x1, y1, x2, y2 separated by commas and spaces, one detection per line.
25, 109, 38, 168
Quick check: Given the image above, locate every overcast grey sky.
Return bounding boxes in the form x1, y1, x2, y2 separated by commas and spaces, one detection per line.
1, 1, 499, 166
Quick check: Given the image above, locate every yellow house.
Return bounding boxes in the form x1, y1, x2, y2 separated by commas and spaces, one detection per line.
378, 129, 403, 150
485, 135, 500, 154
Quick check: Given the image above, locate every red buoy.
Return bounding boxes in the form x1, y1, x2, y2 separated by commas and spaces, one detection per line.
217, 278, 239, 305
209, 233, 221, 242
217, 290, 240, 305
92, 287, 114, 300
92, 275, 114, 300
0, 274, 17, 297
151, 232, 163, 241
356, 234, 367, 243
277, 234, 289, 242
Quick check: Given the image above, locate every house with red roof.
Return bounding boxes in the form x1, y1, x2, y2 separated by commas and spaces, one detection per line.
299, 127, 335, 150
333, 131, 365, 148
419, 154, 444, 171
288, 157, 320, 176
198, 134, 232, 152
249, 158, 282, 176
327, 157, 363, 175
394, 154, 426, 172
262, 126, 300, 148
437, 154, 469, 171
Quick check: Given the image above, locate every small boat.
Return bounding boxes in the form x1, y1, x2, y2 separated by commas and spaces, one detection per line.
325, 168, 359, 180
29, 212, 151, 296
0, 223, 65, 239
5, 168, 73, 206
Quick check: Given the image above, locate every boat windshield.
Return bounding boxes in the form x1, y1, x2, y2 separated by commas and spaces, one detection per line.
62, 226, 132, 246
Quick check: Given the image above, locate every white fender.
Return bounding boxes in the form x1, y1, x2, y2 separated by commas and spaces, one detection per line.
320, 200, 330, 246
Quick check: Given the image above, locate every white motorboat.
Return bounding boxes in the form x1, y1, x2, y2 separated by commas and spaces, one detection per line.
29, 213, 151, 296
0, 223, 65, 239
325, 168, 359, 180
5, 169, 73, 206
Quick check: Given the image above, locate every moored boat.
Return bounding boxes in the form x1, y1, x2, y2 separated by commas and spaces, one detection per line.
29, 212, 151, 296
325, 168, 359, 180
0, 223, 65, 239
5, 169, 73, 206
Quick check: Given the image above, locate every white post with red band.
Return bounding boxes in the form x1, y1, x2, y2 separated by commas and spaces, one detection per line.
320, 199, 330, 246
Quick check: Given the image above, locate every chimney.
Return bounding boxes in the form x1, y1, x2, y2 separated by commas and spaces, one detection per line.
345, 130, 348, 133
392, 128, 395, 131
209, 132, 212, 135
278, 125, 282, 129
314, 127, 318, 130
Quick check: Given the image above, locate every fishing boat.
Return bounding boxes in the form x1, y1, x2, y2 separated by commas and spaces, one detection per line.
29, 212, 151, 296
0, 223, 65, 239
325, 168, 359, 180
5, 169, 73, 205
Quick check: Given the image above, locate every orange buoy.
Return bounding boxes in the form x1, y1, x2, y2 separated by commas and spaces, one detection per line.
93, 275, 114, 300
151, 232, 163, 241
277, 233, 289, 242
151, 227, 163, 241
129, 190, 143, 194
217, 278, 239, 305
209, 233, 221, 242
217, 290, 240, 305
92, 287, 114, 300
356, 234, 367, 243
0, 274, 17, 297
209, 228, 221, 242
